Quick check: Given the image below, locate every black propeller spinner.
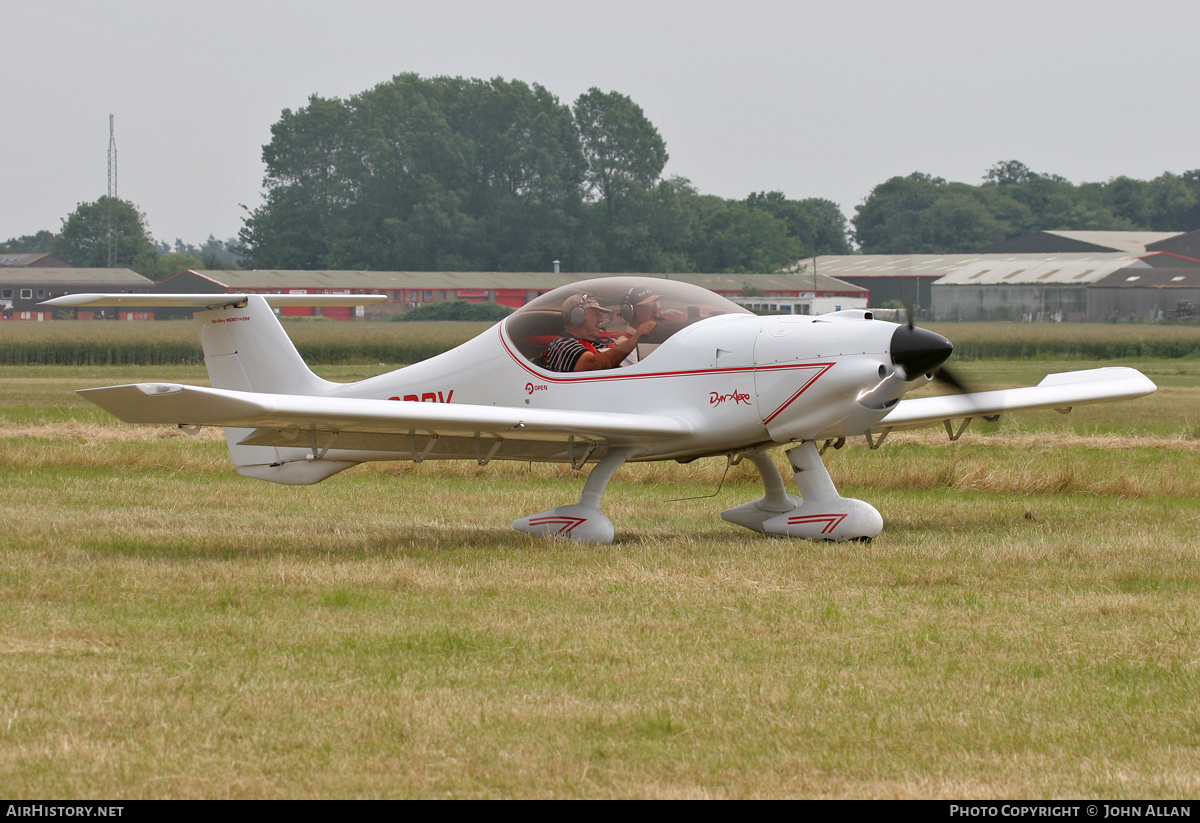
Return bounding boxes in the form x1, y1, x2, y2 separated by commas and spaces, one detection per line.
891, 296, 970, 392
890, 323, 953, 378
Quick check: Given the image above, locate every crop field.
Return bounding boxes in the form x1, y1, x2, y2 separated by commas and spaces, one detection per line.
3, 317, 1200, 365
2, 320, 1199, 798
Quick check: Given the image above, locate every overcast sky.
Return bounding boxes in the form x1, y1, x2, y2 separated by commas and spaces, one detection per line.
5, 0, 1198, 247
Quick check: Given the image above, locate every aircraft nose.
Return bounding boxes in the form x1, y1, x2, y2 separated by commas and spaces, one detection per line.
889, 324, 953, 377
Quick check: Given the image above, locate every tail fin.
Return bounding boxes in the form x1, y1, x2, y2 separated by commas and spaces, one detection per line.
195, 295, 332, 395
192, 296, 357, 483
43, 291, 386, 486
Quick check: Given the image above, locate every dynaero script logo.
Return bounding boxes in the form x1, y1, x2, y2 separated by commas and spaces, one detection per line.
710, 390, 751, 407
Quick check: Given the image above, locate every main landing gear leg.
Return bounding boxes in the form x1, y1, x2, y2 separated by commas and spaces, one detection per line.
721, 441, 883, 541
719, 452, 802, 533
513, 450, 631, 544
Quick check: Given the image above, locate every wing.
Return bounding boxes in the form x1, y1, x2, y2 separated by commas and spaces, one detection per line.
873, 366, 1156, 437
78, 383, 692, 463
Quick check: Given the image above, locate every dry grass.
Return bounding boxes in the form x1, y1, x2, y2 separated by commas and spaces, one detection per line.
2, 364, 1199, 798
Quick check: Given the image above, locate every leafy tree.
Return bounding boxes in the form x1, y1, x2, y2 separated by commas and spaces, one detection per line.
241, 75, 589, 273
744, 192, 852, 256
239, 95, 355, 269
197, 235, 242, 265
1173, 171, 1200, 231
799, 198, 853, 256
1101, 176, 1155, 228
852, 162, 1189, 252
573, 88, 668, 213
922, 193, 1005, 250
634, 176, 708, 273
983, 159, 1039, 185
1147, 174, 1197, 231
572, 88, 670, 270
692, 201, 801, 273
852, 173, 951, 252
0, 230, 56, 254
1007, 174, 1130, 232
51, 196, 158, 273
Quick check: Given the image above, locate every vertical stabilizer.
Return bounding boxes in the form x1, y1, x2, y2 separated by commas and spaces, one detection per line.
195, 295, 332, 396
193, 296, 351, 483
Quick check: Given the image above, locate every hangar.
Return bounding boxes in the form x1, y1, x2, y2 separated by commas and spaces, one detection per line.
785, 231, 1200, 321
1088, 253, 1200, 321
1, 268, 153, 320
930, 255, 1134, 321
779, 255, 966, 315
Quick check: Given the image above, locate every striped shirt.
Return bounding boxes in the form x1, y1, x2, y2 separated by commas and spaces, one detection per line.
542, 334, 617, 372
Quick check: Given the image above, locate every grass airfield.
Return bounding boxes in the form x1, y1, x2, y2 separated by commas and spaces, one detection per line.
2, 354, 1199, 799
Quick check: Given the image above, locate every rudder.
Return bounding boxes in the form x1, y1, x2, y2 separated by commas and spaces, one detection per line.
193, 296, 351, 483
195, 295, 332, 396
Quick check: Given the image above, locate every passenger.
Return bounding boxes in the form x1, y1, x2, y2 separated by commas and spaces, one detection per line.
616, 286, 663, 366
542, 293, 657, 372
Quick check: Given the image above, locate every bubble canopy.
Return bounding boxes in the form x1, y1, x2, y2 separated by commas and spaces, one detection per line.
503, 277, 753, 367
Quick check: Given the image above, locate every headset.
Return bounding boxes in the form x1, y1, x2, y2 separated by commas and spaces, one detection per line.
563, 293, 594, 325
620, 287, 662, 324
619, 294, 637, 324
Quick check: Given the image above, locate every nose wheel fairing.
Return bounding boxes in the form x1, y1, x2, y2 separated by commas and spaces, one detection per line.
721, 443, 883, 541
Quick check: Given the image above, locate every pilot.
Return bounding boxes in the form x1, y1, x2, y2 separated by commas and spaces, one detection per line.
542, 293, 657, 372
615, 286, 662, 366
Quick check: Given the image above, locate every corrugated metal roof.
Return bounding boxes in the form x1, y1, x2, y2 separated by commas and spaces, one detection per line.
781, 253, 1134, 279
784, 254, 979, 277
671, 272, 863, 292
935, 257, 1132, 285
1044, 231, 1181, 254
1092, 267, 1200, 288
166, 269, 865, 294
0, 253, 51, 267
1135, 251, 1200, 267
0, 268, 152, 286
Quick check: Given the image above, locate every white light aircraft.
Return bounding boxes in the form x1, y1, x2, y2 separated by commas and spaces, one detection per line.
45, 277, 1156, 544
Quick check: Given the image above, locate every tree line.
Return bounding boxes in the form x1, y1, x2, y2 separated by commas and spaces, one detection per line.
235, 74, 851, 275
5, 74, 1199, 278
0, 198, 239, 280
853, 161, 1200, 254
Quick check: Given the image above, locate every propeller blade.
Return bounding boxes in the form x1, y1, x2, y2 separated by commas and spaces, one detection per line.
932, 364, 971, 394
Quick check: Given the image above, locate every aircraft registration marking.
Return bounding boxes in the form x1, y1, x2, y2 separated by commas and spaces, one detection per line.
387, 391, 455, 403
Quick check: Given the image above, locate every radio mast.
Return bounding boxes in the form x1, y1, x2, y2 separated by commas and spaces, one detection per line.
107, 114, 117, 267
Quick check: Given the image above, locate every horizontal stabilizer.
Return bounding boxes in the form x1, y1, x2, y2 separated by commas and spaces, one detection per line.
876, 367, 1156, 432
41, 293, 386, 308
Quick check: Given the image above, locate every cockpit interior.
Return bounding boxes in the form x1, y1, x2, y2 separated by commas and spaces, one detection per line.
504, 276, 752, 367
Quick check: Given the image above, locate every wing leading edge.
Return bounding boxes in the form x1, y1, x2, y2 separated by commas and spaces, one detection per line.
78, 383, 692, 448
874, 367, 1156, 434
